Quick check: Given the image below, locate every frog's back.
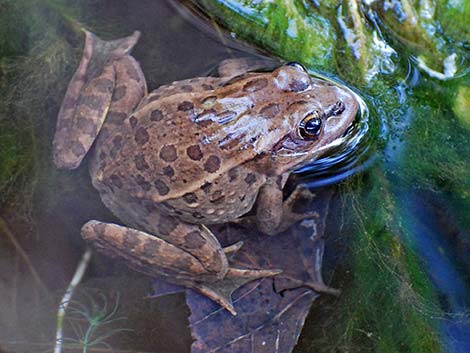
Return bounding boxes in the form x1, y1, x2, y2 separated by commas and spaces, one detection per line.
94, 87, 261, 204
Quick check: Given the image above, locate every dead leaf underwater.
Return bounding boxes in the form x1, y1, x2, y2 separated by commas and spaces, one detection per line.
152, 188, 336, 353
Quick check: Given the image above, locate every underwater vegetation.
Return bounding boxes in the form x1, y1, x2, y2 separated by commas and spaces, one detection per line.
1, 0, 470, 352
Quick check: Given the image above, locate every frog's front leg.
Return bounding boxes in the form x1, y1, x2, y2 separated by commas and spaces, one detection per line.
53, 30, 145, 169
256, 177, 319, 235
81, 219, 280, 315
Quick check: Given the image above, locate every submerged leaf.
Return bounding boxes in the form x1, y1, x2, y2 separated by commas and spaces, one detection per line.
187, 187, 335, 353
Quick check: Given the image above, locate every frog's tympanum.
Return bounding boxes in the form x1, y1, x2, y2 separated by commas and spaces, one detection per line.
53, 31, 358, 315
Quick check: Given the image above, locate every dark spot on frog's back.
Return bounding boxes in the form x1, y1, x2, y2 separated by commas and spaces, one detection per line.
135, 175, 151, 191
228, 168, 238, 181
260, 103, 280, 119
245, 173, 257, 185
200, 182, 212, 194
177, 101, 194, 111
204, 155, 221, 173
202, 83, 213, 90
186, 144, 203, 161
184, 231, 206, 249
134, 127, 149, 145
183, 192, 198, 204
134, 154, 149, 171
243, 78, 268, 93
154, 179, 170, 196
129, 116, 138, 128
159, 145, 177, 162
150, 109, 164, 122
163, 165, 175, 177
112, 85, 127, 102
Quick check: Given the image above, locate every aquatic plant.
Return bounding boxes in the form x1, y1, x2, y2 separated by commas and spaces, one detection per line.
58, 289, 131, 353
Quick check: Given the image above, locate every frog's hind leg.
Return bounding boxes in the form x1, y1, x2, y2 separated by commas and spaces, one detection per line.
81, 220, 280, 315
53, 30, 142, 169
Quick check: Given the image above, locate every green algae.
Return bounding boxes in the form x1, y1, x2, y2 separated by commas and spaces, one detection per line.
0, 0, 83, 207
194, 0, 337, 71
452, 85, 470, 128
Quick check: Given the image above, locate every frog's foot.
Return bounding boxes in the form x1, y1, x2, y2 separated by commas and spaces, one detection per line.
194, 266, 282, 316
223, 241, 244, 254
192, 240, 281, 315
276, 185, 319, 233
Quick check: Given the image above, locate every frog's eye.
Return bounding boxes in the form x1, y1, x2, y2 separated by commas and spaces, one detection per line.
298, 111, 323, 140
285, 62, 308, 72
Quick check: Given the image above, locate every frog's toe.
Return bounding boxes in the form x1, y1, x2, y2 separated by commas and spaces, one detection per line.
223, 241, 244, 253
194, 266, 282, 315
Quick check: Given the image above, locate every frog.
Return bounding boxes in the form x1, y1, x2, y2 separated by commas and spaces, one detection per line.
52, 30, 358, 315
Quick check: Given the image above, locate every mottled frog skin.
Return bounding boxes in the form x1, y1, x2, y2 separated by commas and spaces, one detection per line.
53, 31, 358, 315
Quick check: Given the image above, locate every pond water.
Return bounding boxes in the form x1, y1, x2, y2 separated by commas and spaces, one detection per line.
1, 0, 469, 352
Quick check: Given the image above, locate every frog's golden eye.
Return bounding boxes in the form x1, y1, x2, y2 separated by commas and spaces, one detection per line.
298, 111, 323, 140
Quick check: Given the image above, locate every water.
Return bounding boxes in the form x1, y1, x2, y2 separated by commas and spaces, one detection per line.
1, 0, 470, 352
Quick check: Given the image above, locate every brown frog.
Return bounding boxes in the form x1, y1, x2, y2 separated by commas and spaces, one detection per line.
53, 31, 358, 315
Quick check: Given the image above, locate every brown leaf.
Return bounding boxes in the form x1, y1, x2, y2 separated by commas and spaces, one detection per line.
187, 187, 336, 353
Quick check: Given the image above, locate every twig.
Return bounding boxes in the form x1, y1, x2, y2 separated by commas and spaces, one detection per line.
54, 247, 92, 353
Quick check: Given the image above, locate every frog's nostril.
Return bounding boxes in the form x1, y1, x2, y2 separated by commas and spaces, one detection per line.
325, 100, 345, 118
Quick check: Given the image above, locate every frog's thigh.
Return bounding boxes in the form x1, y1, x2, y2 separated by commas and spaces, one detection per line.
81, 220, 228, 281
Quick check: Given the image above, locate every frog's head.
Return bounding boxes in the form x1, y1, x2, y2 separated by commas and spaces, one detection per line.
256, 62, 359, 175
